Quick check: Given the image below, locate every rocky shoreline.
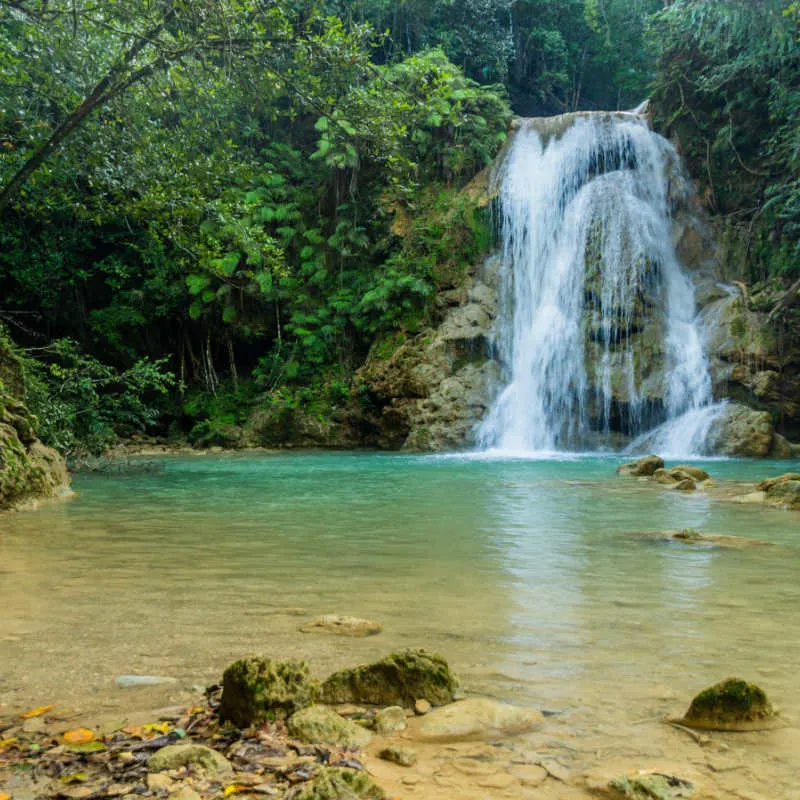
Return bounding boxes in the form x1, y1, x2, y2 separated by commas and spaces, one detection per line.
1, 647, 790, 800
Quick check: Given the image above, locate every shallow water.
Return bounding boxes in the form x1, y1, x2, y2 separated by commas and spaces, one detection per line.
2, 452, 799, 794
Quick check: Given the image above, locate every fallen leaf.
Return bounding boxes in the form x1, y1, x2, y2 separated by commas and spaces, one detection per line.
224, 784, 254, 796
60, 773, 89, 784
66, 740, 106, 754
0, 738, 18, 750
63, 729, 94, 745
143, 722, 171, 735
1, 793, 12, 800
20, 704, 54, 719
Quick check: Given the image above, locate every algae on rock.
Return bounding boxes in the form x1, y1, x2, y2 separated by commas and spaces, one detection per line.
293, 768, 385, 800
219, 657, 319, 727
681, 678, 776, 731
287, 706, 373, 749
321, 648, 458, 707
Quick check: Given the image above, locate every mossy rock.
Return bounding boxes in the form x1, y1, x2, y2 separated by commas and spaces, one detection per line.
617, 455, 664, 477
608, 773, 694, 800
287, 706, 373, 749
219, 656, 319, 727
321, 649, 458, 707
293, 768, 385, 800
681, 678, 777, 731
147, 744, 231, 776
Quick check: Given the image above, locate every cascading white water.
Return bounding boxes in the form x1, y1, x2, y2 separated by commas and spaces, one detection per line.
478, 113, 719, 454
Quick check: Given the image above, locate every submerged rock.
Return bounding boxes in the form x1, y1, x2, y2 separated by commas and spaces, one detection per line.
294, 768, 385, 800
299, 615, 382, 638
617, 455, 664, 477
673, 478, 696, 492
680, 678, 776, 731
115, 675, 177, 689
607, 772, 695, 799
287, 706, 372, 749
148, 744, 231, 776
220, 657, 319, 727
374, 706, 407, 735
321, 649, 458, 707
413, 698, 543, 742
759, 474, 800, 510
673, 529, 703, 542
378, 745, 417, 767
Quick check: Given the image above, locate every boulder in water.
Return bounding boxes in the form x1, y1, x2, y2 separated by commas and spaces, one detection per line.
220, 657, 319, 727
672, 465, 710, 482
413, 698, 544, 742
287, 706, 373, 748
680, 678, 777, 731
704, 403, 780, 457
321, 649, 458, 707
617, 455, 664, 477
673, 478, 696, 492
762, 476, 800, 510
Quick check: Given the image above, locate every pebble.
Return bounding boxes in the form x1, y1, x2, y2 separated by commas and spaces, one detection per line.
414, 699, 431, 716
147, 773, 173, 791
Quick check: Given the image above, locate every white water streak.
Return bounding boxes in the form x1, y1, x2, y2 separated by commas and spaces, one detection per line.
479, 114, 716, 454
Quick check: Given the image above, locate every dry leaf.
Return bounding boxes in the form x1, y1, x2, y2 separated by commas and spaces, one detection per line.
63, 728, 94, 745
20, 704, 54, 719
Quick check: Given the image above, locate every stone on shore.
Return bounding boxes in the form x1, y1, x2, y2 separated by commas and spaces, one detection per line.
617, 455, 664, 477
299, 615, 382, 638
606, 772, 695, 799
147, 744, 231, 776
321, 649, 458, 707
680, 678, 776, 731
287, 706, 373, 749
374, 706, 407, 735
378, 746, 417, 767
220, 657, 319, 727
413, 698, 544, 742
414, 699, 431, 715
293, 768, 385, 800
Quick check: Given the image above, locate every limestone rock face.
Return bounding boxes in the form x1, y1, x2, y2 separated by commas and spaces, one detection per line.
219, 657, 319, 727
413, 698, 544, 742
287, 706, 373, 749
703, 403, 779, 457
321, 649, 458, 708
0, 344, 70, 509
349, 274, 499, 451
680, 678, 776, 731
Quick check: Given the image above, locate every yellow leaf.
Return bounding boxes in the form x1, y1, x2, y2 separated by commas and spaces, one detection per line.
63, 728, 94, 745
0, 793, 12, 800
143, 722, 171, 735
0, 738, 18, 750
20, 704, 54, 719
224, 785, 253, 796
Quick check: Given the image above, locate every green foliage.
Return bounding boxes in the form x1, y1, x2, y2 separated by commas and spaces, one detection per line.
650, 0, 800, 280
22, 340, 174, 457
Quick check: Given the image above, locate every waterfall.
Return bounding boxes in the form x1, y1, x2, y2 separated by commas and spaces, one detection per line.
478, 113, 718, 455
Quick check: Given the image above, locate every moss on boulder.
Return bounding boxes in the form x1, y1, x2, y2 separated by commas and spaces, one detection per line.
287, 706, 373, 749
321, 649, 458, 707
147, 744, 231, 776
617, 455, 664, 477
608, 773, 695, 800
681, 678, 776, 731
294, 768, 385, 800
219, 657, 319, 727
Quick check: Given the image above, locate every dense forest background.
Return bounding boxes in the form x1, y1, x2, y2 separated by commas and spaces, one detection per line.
0, 0, 798, 456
